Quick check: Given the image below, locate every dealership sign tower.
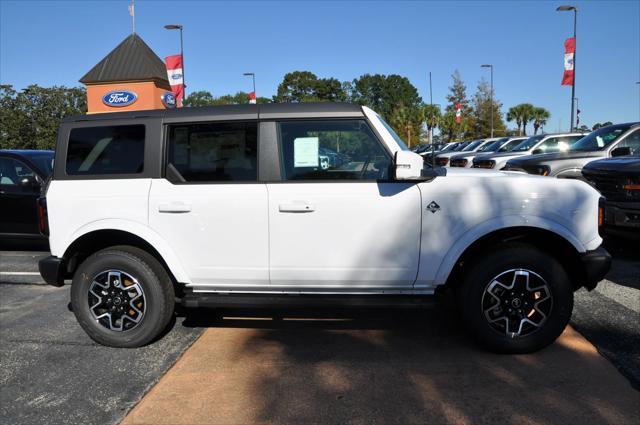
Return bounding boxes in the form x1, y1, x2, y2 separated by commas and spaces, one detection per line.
80, 33, 174, 114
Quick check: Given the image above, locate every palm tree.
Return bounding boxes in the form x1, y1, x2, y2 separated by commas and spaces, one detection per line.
532, 107, 551, 135
507, 103, 535, 135
421, 104, 441, 144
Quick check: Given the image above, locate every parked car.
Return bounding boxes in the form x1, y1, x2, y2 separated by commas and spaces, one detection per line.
0, 149, 54, 240
582, 155, 640, 239
450, 136, 528, 168
419, 142, 459, 163
39, 103, 609, 353
435, 139, 499, 167
472, 132, 586, 170
503, 123, 640, 179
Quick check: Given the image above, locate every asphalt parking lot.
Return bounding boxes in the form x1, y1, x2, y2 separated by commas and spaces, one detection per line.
0, 238, 638, 424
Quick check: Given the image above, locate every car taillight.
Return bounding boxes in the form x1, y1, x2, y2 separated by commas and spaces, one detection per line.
37, 197, 49, 236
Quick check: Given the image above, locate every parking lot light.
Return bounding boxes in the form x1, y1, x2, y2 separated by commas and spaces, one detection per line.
481, 64, 494, 138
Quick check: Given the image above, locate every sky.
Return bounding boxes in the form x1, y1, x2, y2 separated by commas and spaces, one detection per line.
1, 0, 639, 132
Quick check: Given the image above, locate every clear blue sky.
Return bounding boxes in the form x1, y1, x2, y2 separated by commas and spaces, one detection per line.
1, 0, 639, 131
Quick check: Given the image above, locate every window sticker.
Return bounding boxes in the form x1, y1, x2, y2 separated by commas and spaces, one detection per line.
294, 137, 319, 167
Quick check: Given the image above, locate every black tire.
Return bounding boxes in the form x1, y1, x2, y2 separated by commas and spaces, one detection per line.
457, 243, 573, 354
70, 246, 175, 348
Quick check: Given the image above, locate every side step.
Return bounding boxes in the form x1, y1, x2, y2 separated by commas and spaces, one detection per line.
180, 293, 437, 309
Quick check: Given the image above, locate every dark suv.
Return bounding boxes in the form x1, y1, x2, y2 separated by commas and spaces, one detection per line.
583, 156, 640, 239
504, 123, 640, 179
0, 150, 54, 240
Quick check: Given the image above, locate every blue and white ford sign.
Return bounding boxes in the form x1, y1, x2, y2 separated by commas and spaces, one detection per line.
102, 90, 138, 107
161, 92, 177, 108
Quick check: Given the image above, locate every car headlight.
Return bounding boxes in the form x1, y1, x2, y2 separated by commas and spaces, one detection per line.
472, 160, 495, 169
436, 157, 449, 166
450, 158, 468, 167
532, 165, 551, 176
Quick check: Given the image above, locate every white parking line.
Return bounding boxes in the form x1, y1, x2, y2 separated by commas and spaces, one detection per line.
0, 272, 41, 276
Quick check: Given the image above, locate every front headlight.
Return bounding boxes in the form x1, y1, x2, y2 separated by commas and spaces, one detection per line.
533, 165, 551, 176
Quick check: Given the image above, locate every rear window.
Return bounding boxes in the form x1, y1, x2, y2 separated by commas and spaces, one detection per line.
66, 125, 145, 175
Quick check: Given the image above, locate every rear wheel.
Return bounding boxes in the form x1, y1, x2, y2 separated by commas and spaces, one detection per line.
70, 247, 174, 348
457, 243, 573, 353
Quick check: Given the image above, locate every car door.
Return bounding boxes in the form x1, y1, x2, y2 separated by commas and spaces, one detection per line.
148, 120, 269, 288
0, 156, 42, 237
267, 119, 422, 290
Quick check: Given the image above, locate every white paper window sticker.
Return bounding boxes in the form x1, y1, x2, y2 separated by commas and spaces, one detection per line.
293, 137, 319, 167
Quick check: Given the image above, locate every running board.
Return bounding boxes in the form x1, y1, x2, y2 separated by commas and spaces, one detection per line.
180, 293, 437, 309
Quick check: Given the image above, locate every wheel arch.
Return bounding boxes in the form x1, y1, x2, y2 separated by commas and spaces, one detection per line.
438, 226, 588, 291
60, 227, 190, 289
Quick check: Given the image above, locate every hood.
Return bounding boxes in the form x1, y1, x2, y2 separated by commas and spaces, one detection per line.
451, 151, 496, 161
582, 156, 640, 175
436, 151, 473, 159
474, 151, 526, 161
508, 150, 602, 166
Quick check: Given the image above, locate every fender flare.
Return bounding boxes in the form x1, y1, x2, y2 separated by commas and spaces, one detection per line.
433, 215, 585, 286
61, 219, 191, 284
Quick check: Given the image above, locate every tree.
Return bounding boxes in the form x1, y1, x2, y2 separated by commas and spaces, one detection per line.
183, 90, 215, 106
184, 90, 270, 106
531, 107, 551, 135
592, 121, 613, 131
273, 71, 319, 102
442, 71, 474, 141
507, 103, 535, 136
0, 84, 86, 150
421, 103, 441, 144
471, 78, 506, 138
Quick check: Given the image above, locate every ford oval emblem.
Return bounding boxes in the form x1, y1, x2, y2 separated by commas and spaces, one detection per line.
171, 73, 183, 81
161, 92, 177, 108
102, 90, 138, 107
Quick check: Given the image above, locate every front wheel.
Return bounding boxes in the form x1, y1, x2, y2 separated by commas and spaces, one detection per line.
457, 243, 574, 353
70, 247, 175, 348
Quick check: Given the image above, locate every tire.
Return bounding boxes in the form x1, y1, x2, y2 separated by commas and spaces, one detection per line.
70, 246, 175, 348
456, 243, 573, 354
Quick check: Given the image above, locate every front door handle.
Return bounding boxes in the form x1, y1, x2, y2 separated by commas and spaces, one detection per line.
279, 202, 315, 213
158, 202, 192, 213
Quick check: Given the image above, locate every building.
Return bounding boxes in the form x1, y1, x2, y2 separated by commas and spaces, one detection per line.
80, 33, 175, 114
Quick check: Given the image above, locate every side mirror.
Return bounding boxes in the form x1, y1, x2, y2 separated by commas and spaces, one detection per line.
532, 148, 543, 155
19, 175, 41, 191
611, 146, 631, 157
393, 150, 424, 180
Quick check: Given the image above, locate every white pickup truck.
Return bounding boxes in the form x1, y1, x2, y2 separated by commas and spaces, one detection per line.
38, 103, 610, 353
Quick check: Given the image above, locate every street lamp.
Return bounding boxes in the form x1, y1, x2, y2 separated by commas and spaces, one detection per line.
164, 24, 185, 99
556, 5, 577, 130
481, 64, 494, 138
243, 72, 256, 103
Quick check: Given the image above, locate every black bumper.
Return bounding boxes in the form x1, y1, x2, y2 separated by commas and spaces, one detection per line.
38, 256, 66, 287
579, 247, 612, 290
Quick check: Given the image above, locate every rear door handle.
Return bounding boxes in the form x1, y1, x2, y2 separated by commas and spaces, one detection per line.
279, 202, 315, 213
158, 202, 192, 213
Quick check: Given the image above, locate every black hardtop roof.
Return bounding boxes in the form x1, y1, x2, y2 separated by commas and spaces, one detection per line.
61, 102, 365, 123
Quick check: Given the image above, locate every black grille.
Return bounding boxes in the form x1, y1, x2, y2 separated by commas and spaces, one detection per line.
587, 174, 639, 202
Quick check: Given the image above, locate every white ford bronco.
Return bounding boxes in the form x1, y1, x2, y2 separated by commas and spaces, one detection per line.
39, 103, 611, 353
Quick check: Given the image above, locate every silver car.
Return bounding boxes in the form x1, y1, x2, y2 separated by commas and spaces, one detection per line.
435, 138, 501, 167
449, 136, 528, 168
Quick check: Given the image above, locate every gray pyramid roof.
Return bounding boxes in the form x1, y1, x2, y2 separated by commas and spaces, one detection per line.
80, 33, 170, 87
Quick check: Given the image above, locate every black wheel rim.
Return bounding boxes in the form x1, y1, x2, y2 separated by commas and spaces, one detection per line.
481, 269, 553, 338
88, 270, 146, 332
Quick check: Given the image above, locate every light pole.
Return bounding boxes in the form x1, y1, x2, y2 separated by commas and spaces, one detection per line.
481, 64, 494, 138
164, 24, 185, 99
573, 97, 579, 129
243, 72, 256, 103
557, 5, 577, 131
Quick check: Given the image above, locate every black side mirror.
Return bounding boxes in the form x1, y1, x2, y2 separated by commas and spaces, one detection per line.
532, 148, 543, 155
19, 175, 40, 189
611, 146, 631, 157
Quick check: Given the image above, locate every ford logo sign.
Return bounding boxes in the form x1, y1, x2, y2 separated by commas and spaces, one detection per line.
102, 90, 138, 107
171, 73, 182, 81
161, 92, 177, 108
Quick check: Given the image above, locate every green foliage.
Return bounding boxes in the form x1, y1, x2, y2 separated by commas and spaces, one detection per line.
507, 103, 535, 136
471, 78, 506, 138
442, 71, 475, 142
273, 71, 347, 103
184, 90, 270, 107
592, 121, 613, 131
531, 107, 551, 135
0, 84, 86, 150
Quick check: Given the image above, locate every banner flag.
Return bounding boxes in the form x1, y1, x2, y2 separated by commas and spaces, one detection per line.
165, 55, 184, 107
562, 37, 575, 86
248, 91, 257, 104
455, 103, 462, 124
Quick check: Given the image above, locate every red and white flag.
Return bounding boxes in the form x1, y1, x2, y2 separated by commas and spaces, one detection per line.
455, 103, 462, 124
248, 91, 256, 104
165, 55, 184, 107
562, 37, 575, 86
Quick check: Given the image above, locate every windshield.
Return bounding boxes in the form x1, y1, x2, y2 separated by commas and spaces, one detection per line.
441, 143, 456, 152
375, 114, 409, 151
512, 135, 544, 152
570, 124, 633, 151
498, 138, 524, 152
453, 142, 469, 151
462, 140, 482, 151
479, 138, 507, 152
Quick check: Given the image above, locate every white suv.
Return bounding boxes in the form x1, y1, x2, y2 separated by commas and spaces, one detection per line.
39, 103, 610, 353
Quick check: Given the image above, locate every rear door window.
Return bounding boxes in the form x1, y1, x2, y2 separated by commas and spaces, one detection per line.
66, 125, 145, 175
